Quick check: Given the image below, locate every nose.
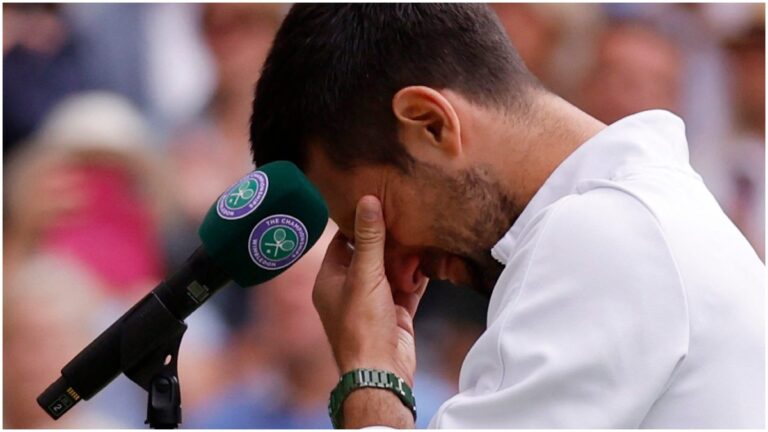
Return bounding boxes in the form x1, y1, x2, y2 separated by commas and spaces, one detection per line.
384, 245, 426, 295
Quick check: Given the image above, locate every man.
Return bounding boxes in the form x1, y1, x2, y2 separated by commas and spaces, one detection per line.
249, 4, 764, 428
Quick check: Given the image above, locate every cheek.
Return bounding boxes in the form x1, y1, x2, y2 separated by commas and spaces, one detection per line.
385, 191, 436, 248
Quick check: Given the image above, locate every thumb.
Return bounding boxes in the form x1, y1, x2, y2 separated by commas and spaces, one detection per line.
350, 195, 386, 275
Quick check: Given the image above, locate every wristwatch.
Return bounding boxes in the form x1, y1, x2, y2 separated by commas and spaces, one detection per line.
328, 368, 417, 428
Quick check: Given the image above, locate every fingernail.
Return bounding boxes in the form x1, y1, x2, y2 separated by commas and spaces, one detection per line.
359, 198, 380, 222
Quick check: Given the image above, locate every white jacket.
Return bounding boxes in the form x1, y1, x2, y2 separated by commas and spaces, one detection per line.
429, 111, 765, 428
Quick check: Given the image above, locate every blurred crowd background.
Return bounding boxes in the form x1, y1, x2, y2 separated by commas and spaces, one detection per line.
3, 3, 764, 428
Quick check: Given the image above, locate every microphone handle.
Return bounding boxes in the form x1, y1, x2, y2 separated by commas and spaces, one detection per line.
37, 247, 230, 420
154, 246, 231, 320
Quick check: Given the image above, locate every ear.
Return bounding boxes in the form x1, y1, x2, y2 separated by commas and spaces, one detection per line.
392, 86, 462, 164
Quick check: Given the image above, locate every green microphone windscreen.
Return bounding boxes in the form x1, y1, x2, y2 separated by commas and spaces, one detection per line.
198, 161, 329, 287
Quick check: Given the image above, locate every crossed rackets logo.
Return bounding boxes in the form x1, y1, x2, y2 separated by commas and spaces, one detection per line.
261, 227, 297, 259
226, 179, 258, 209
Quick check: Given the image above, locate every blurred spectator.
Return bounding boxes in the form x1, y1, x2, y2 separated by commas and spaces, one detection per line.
692, 16, 765, 259
4, 92, 167, 297
63, 4, 151, 120
169, 3, 284, 224
727, 25, 765, 139
600, 4, 735, 157
165, 3, 284, 331
3, 4, 98, 159
490, 4, 604, 97
3, 254, 122, 428
141, 3, 216, 130
491, 4, 560, 85
577, 20, 683, 124
59, 4, 216, 133
5, 3, 216, 144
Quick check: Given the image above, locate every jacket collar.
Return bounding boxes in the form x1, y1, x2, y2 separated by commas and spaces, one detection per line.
490, 110, 690, 265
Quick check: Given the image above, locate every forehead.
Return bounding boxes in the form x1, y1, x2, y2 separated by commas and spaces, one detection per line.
304, 145, 388, 239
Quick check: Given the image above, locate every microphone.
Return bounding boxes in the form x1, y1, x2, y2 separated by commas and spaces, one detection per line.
36, 161, 328, 422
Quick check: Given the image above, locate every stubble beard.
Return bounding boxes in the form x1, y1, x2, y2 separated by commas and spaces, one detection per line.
413, 163, 520, 296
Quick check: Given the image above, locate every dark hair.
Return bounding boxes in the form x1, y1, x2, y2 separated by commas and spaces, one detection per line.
250, 3, 539, 171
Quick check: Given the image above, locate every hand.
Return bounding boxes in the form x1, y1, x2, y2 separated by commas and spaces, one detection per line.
312, 195, 427, 427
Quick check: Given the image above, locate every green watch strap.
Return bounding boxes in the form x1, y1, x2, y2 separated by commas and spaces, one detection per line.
328, 368, 417, 429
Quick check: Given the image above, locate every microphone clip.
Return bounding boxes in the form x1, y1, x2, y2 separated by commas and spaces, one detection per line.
123, 318, 187, 429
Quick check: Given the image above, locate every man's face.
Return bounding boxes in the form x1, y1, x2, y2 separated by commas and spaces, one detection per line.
202, 4, 281, 90
306, 145, 515, 296
580, 25, 681, 124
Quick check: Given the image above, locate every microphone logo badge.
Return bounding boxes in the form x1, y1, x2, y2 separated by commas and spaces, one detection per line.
217, 171, 269, 220
249, 214, 309, 270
